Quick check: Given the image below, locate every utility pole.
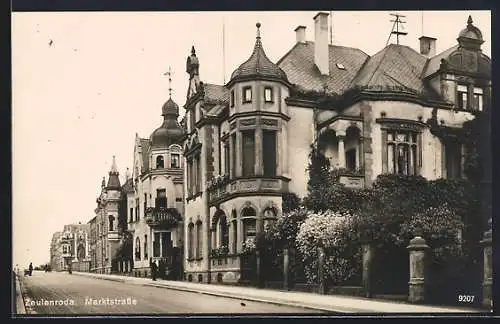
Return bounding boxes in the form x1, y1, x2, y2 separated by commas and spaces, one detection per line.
386, 13, 408, 46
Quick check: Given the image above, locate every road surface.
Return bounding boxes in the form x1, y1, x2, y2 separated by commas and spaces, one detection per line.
18, 271, 325, 315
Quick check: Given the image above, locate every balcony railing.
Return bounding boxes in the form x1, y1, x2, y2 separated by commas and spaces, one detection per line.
210, 254, 241, 271
335, 168, 365, 189
145, 207, 182, 228
207, 176, 289, 204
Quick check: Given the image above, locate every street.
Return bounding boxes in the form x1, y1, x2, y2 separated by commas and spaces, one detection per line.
18, 271, 325, 315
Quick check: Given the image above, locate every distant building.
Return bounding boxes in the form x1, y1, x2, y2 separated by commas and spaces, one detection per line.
181, 13, 491, 283
51, 223, 90, 272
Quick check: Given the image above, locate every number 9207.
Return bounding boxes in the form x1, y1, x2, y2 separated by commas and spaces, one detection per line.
458, 295, 475, 303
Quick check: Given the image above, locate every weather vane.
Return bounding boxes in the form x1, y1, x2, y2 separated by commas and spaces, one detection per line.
163, 66, 173, 98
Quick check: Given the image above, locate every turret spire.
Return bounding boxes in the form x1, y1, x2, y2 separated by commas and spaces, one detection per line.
106, 156, 121, 189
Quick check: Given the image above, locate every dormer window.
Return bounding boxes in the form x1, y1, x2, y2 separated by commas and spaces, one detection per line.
230, 90, 235, 108
457, 85, 468, 110
473, 87, 483, 111
171, 153, 180, 168
336, 63, 346, 70
264, 87, 273, 103
156, 156, 164, 169
243, 86, 252, 103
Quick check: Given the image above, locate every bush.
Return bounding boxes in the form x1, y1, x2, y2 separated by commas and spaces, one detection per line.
295, 210, 362, 286
263, 207, 311, 250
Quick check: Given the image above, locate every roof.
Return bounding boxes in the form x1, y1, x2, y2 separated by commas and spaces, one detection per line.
351, 44, 429, 94
278, 41, 369, 95
139, 138, 150, 173
121, 178, 134, 193
422, 45, 459, 78
229, 24, 288, 86
203, 83, 229, 104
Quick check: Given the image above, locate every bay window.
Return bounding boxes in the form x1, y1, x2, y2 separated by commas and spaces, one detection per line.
444, 141, 463, 180
242, 130, 255, 176
385, 130, 420, 176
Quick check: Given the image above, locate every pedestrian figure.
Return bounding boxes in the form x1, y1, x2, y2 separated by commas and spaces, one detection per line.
29, 262, 33, 276
150, 259, 157, 281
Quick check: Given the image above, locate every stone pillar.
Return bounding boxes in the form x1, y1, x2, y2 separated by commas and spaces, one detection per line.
228, 223, 234, 253
283, 248, 290, 291
480, 218, 492, 309
362, 243, 374, 298
255, 127, 262, 176
85, 233, 89, 259
73, 235, 78, 261
237, 218, 243, 253
317, 247, 326, 294
406, 234, 430, 303
337, 135, 346, 168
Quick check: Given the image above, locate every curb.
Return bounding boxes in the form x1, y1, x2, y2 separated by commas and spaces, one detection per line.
14, 275, 28, 315
144, 282, 346, 313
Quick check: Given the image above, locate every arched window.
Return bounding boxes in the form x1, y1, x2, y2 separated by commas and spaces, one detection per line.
196, 221, 203, 259
144, 235, 148, 260
135, 237, 141, 261
219, 215, 229, 248
241, 207, 257, 243
156, 156, 164, 169
263, 207, 277, 230
188, 223, 194, 259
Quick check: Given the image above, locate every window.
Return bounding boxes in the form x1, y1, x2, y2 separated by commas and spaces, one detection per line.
346, 148, 356, 171
109, 215, 114, 232
457, 85, 468, 110
187, 159, 193, 195
156, 189, 167, 208
445, 141, 462, 180
262, 130, 277, 176
243, 86, 252, 103
154, 232, 160, 257
156, 156, 164, 169
473, 87, 483, 111
242, 131, 255, 176
135, 198, 140, 221
144, 235, 148, 260
231, 134, 237, 177
196, 221, 203, 259
144, 194, 147, 216
135, 237, 141, 261
264, 87, 273, 103
336, 63, 346, 70
224, 141, 230, 175
188, 223, 194, 259
129, 207, 133, 223
243, 218, 257, 242
230, 90, 235, 108
386, 131, 419, 176
195, 154, 202, 193
219, 216, 229, 248
171, 153, 180, 168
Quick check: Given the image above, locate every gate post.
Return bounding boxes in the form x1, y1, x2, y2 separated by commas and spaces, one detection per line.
283, 248, 290, 291
362, 243, 374, 298
406, 232, 430, 303
480, 218, 492, 309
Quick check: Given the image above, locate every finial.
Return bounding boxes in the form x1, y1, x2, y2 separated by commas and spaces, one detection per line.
163, 66, 173, 98
467, 15, 473, 25
191, 46, 196, 55
110, 155, 118, 173
256, 22, 261, 38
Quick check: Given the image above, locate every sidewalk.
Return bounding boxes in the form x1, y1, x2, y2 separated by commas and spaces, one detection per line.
73, 272, 485, 313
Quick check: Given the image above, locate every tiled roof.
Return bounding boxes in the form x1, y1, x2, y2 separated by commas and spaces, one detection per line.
422, 45, 459, 78
203, 83, 229, 104
140, 138, 150, 172
277, 41, 369, 95
121, 178, 134, 193
351, 44, 429, 94
229, 26, 288, 86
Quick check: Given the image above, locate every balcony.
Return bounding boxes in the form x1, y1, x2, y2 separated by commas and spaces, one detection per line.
145, 207, 182, 228
207, 175, 290, 204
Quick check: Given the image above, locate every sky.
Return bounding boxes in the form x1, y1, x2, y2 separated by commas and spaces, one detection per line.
11, 10, 491, 268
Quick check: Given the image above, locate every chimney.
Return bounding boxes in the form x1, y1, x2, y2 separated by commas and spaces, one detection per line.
314, 12, 330, 75
295, 25, 306, 43
419, 36, 437, 57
